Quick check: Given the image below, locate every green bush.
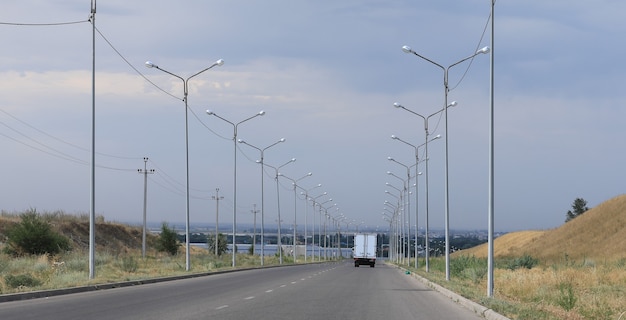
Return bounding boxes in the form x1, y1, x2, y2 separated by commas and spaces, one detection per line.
156, 223, 179, 256
119, 256, 138, 273
4, 274, 42, 288
556, 282, 577, 311
207, 233, 228, 256
504, 254, 539, 270
3, 210, 71, 256
450, 256, 488, 283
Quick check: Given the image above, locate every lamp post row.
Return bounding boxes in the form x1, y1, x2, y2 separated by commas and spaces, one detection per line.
145, 59, 343, 270
392, 45, 490, 281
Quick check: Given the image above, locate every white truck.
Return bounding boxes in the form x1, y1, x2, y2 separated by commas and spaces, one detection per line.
353, 233, 377, 267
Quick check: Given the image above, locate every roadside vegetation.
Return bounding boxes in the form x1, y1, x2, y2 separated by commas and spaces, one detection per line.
0, 210, 291, 295
401, 255, 625, 320
398, 195, 626, 320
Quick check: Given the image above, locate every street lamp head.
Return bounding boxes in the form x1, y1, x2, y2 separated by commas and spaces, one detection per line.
448, 101, 458, 108
237, 139, 244, 143
391, 135, 398, 140
215, 59, 225, 66
476, 46, 490, 54
433, 134, 442, 139
206, 110, 214, 116
145, 61, 156, 68
258, 110, 266, 116
290, 158, 296, 162
306, 172, 313, 176
386, 171, 392, 175
401, 45, 413, 54
393, 102, 403, 108
387, 156, 394, 161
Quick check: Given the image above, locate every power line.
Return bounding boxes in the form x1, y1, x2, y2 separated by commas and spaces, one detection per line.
0, 20, 88, 26
448, 5, 493, 92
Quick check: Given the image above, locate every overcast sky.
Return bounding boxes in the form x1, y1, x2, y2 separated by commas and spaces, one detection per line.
1, 1, 624, 233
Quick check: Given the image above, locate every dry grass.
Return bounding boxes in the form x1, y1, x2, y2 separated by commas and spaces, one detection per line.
0, 246, 289, 294
439, 194, 626, 319
0, 211, 290, 295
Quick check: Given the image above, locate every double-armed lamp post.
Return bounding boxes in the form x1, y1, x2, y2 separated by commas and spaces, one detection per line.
206, 110, 265, 267
145, 58, 224, 271
238, 138, 285, 265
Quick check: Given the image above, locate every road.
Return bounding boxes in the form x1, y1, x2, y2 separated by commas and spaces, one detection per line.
0, 261, 484, 320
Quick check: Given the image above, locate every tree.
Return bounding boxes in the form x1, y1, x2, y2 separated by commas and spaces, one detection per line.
156, 223, 179, 256
3, 210, 71, 256
207, 233, 228, 256
565, 198, 589, 222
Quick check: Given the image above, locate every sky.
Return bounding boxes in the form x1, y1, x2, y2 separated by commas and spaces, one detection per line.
1, 1, 625, 233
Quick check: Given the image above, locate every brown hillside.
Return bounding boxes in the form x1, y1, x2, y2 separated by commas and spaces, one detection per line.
0, 215, 155, 253
454, 194, 626, 263
453, 230, 546, 258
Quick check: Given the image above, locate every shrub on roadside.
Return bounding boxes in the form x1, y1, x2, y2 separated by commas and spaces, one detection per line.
3, 210, 71, 256
156, 223, 179, 256
4, 274, 42, 288
504, 254, 539, 270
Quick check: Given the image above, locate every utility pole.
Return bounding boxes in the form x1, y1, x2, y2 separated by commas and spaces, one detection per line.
138, 157, 154, 259
251, 204, 259, 256
211, 188, 224, 256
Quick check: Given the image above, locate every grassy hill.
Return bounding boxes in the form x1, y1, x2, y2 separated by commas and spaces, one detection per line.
454, 194, 626, 263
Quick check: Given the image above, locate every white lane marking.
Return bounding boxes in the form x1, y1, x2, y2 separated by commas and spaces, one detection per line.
291, 281, 297, 284
300, 278, 306, 281
266, 289, 273, 293
245, 296, 255, 300
216, 305, 229, 310
280, 284, 287, 288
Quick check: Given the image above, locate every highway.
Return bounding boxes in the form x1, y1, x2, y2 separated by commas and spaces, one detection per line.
0, 261, 484, 320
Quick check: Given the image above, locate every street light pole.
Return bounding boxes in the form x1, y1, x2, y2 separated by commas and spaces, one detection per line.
387, 171, 406, 264
145, 58, 224, 271
393, 102, 456, 271
317, 198, 333, 261
206, 110, 265, 267
238, 138, 285, 265
310, 192, 328, 261
388, 157, 411, 266
488, 0, 496, 297
279, 172, 312, 262
391, 134, 440, 269
264, 158, 296, 264
301, 184, 322, 262
401, 44, 489, 280
394, 102, 456, 272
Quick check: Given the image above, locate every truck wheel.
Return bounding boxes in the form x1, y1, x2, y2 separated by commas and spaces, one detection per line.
355, 263, 359, 267
370, 264, 375, 268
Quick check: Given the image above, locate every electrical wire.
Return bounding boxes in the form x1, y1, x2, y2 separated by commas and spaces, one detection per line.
448, 5, 493, 92
0, 20, 88, 26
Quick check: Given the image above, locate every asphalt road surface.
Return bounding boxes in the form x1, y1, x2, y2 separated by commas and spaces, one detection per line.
0, 261, 484, 320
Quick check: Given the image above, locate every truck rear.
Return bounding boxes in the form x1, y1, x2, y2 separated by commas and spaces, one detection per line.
353, 233, 377, 267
